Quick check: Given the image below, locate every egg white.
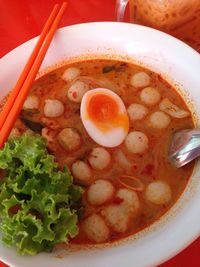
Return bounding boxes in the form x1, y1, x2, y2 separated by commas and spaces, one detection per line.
80, 88, 129, 147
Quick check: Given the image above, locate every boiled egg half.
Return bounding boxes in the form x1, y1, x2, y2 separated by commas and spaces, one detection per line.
80, 88, 129, 147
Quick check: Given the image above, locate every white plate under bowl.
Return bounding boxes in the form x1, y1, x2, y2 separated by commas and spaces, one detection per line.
0, 22, 200, 267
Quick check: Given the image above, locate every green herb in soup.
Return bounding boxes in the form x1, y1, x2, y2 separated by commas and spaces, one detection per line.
0, 135, 83, 255
0, 59, 195, 254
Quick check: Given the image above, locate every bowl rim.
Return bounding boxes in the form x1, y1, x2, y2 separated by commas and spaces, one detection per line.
0, 21, 200, 267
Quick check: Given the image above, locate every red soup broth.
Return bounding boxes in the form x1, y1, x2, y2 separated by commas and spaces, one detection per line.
1, 59, 195, 246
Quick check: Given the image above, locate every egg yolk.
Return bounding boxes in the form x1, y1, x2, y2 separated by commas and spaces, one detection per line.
88, 94, 118, 122
87, 93, 129, 132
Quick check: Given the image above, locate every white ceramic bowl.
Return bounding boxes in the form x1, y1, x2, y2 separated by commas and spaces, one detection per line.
0, 22, 200, 267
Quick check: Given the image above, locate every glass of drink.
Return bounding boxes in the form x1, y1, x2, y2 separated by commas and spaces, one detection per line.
116, 0, 200, 52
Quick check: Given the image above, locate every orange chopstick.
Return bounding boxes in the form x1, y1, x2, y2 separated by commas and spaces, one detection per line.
0, 4, 59, 130
0, 2, 67, 148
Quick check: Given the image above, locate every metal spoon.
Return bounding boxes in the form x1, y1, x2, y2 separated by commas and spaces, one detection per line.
169, 129, 200, 168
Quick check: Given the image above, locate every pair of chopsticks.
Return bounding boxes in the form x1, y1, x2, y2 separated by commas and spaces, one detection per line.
0, 2, 67, 148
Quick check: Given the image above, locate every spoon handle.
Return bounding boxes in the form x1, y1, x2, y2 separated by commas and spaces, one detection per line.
115, 0, 129, 22
172, 145, 200, 168
169, 129, 200, 168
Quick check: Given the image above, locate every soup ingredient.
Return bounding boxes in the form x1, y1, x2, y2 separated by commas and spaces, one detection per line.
71, 161, 92, 184
80, 76, 121, 94
62, 67, 80, 82
127, 103, 148, 121
130, 72, 150, 88
25, 129, 34, 135
119, 175, 145, 192
159, 98, 190, 118
125, 131, 148, 154
101, 204, 130, 233
102, 63, 128, 74
42, 127, 54, 141
41, 117, 60, 130
20, 116, 43, 133
113, 149, 132, 169
140, 87, 161, 105
81, 88, 129, 147
42, 128, 57, 151
102, 65, 115, 73
23, 95, 39, 110
82, 214, 110, 242
149, 111, 171, 129
145, 180, 171, 205
58, 128, 81, 151
116, 188, 140, 212
0, 135, 83, 255
68, 80, 89, 103
96, 77, 120, 95
101, 203, 135, 233
44, 99, 64, 117
9, 128, 20, 138
88, 147, 111, 170
101, 188, 139, 233
87, 179, 115, 206
95, 77, 120, 94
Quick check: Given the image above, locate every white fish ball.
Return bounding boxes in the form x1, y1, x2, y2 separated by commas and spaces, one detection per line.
145, 181, 172, 205
58, 128, 81, 151
127, 103, 148, 121
101, 204, 130, 233
62, 67, 80, 82
71, 160, 92, 184
68, 81, 89, 103
87, 179, 115, 206
125, 131, 148, 154
131, 72, 150, 88
149, 111, 171, 129
23, 95, 39, 110
140, 87, 160, 105
116, 188, 140, 212
82, 214, 110, 242
88, 147, 111, 170
44, 99, 64, 117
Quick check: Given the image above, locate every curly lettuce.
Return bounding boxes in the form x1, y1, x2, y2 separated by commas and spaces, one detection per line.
0, 134, 83, 255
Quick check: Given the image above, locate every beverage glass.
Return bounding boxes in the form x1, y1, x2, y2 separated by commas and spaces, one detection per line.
117, 0, 200, 52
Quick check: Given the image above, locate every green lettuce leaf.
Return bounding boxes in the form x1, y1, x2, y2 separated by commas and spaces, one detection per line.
0, 134, 83, 255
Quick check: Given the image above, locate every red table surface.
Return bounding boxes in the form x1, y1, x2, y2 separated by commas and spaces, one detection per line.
0, 0, 200, 266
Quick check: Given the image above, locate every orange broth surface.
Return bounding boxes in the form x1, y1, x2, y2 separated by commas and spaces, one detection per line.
2, 59, 195, 246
